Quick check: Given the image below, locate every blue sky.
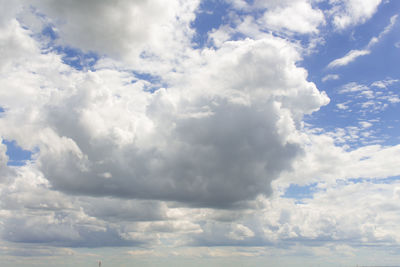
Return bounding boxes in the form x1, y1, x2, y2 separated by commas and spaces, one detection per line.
304, 3, 400, 146
1, 0, 400, 266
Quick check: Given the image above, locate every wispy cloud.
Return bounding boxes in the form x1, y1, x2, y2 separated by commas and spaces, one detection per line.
371, 78, 399, 88
338, 82, 370, 94
367, 14, 398, 49
322, 74, 340, 82
327, 49, 370, 68
327, 15, 398, 69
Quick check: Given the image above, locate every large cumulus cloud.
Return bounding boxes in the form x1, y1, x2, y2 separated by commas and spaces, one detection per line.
24, 36, 328, 207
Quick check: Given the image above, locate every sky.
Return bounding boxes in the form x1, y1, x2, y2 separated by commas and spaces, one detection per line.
0, 0, 400, 266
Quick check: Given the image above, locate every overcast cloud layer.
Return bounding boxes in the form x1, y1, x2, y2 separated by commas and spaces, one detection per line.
1, 0, 400, 266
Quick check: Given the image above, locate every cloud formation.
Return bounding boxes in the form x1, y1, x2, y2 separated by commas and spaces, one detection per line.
1, 30, 328, 207
32, 0, 199, 61
327, 49, 370, 68
1, 1, 400, 264
327, 14, 397, 68
329, 0, 383, 30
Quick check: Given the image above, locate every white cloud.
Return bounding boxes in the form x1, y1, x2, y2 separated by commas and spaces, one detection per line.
322, 74, 340, 82
327, 49, 370, 68
359, 121, 373, 128
265, 180, 400, 247
228, 224, 255, 241
36, 38, 327, 207
0, 6, 329, 210
0, 19, 39, 71
327, 15, 397, 68
371, 79, 399, 88
336, 102, 349, 110
260, 1, 325, 34
367, 14, 398, 48
329, 0, 383, 30
337, 81, 400, 114
280, 133, 400, 186
30, 0, 199, 68
338, 82, 369, 93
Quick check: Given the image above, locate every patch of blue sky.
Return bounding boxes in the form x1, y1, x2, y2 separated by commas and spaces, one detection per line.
312, 0, 333, 12
53, 46, 99, 71
133, 71, 162, 85
131, 71, 167, 93
2, 139, 34, 166
191, 0, 231, 48
308, 2, 399, 80
191, 0, 267, 48
302, 1, 400, 149
348, 176, 400, 185
282, 183, 320, 200
382, 118, 400, 145
0, 106, 4, 113
41, 25, 58, 40
35, 23, 59, 52
39, 24, 99, 71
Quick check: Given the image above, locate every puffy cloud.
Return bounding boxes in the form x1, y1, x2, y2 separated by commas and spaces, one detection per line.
0, 3, 331, 248
0, 19, 39, 71
0, 14, 328, 207
279, 132, 400, 186
185, 177, 400, 248
329, 0, 383, 30
260, 1, 325, 34
38, 49, 290, 205
225, 0, 325, 35
31, 0, 199, 62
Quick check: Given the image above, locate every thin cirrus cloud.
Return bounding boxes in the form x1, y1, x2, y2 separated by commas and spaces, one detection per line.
327, 49, 370, 68
321, 74, 340, 82
327, 14, 398, 68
